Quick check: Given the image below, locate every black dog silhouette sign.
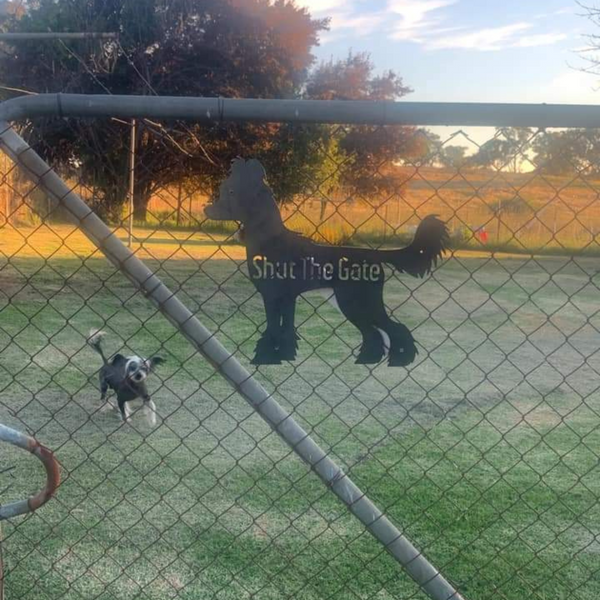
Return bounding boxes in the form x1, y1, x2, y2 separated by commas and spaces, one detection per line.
205, 158, 449, 366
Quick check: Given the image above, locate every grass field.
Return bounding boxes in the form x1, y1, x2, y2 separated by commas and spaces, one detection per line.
1, 221, 599, 600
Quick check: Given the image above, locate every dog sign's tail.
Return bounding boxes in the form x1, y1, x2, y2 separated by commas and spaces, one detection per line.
87, 329, 108, 364
386, 215, 450, 278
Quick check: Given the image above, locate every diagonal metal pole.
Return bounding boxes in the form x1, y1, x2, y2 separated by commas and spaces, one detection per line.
0, 121, 464, 600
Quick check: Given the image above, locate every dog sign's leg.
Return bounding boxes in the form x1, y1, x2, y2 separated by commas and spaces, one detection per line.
253, 297, 283, 365
278, 298, 298, 361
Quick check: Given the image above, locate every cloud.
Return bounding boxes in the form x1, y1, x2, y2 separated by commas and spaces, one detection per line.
296, 0, 386, 43
425, 22, 567, 51
427, 22, 528, 50
542, 70, 600, 104
328, 11, 386, 36
571, 45, 597, 53
387, 0, 456, 41
515, 33, 568, 48
298, 0, 569, 51
534, 7, 574, 20
291, 0, 377, 45
385, 1, 569, 51
294, 0, 347, 15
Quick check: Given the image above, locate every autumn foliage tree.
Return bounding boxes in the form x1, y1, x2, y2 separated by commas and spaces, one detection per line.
0, 1, 415, 222
470, 128, 533, 172
0, 0, 328, 220
306, 52, 416, 201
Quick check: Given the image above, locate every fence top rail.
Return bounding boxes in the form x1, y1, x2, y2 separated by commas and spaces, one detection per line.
1, 93, 599, 128
0, 32, 117, 40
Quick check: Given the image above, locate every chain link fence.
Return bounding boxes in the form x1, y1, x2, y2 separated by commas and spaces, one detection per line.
0, 96, 599, 600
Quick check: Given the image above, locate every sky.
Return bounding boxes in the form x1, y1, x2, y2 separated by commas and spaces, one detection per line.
297, 0, 600, 105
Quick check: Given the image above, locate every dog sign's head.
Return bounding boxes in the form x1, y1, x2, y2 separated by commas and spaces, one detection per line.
204, 158, 267, 223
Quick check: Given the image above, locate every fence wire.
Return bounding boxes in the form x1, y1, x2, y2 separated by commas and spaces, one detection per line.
0, 114, 599, 600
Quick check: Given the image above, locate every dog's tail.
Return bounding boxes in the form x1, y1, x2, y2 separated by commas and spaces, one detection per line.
87, 329, 108, 365
381, 215, 449, 278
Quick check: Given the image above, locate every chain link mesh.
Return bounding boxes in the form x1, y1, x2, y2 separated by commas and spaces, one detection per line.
0, 116, 599, 600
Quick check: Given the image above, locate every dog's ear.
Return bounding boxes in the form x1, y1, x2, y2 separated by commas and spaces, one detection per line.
111, 353, 126, 366
147, 356, 165, 371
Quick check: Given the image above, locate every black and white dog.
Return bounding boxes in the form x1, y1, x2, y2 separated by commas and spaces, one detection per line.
87, 330, 165, 425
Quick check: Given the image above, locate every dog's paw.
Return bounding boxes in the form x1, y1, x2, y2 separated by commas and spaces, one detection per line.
387, 345, 418, 367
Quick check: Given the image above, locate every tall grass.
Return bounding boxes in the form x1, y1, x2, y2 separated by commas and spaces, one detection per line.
7, 166, 600, 255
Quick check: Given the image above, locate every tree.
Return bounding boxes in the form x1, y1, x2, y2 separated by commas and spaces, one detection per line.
531, 129, 600, 176
502, 127, 534, 172
305, 52, 417, 202
470, 138, 510, 170
470, 127, 533, 172
578, 3, 600, 81
440, 145, 468, 169
0, 1, 25, 20
0, 0, 328, 221
415, 130, 443, 167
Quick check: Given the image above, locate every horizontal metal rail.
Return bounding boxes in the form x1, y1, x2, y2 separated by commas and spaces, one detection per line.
1, 93, 600, 128
0, 424, 60, 521
0, 32, 117, 41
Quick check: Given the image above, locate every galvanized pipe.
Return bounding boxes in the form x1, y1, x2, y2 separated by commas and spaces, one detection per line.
1, 93, 600, 128
0, 32, 117, 40
0, 121, 464, 600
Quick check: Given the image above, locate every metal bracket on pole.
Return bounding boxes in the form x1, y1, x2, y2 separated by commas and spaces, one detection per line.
0, 423, 60, 522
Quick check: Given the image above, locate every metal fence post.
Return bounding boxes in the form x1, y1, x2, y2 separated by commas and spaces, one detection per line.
128, 118, 136, 248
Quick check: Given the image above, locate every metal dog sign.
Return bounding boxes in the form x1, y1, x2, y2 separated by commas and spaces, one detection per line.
205, 158, 449, 367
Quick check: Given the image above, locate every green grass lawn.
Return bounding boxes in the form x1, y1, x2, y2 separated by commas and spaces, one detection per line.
1, 227, 599, 599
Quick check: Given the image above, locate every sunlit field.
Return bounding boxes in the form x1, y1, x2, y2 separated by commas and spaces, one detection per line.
142, 166, 600, 255
1, 213, 599, 599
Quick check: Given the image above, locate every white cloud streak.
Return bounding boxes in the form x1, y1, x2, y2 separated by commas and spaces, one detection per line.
387, 0, 456, 41
298, 0, 569, 51
329, 11, 386, 36
426, 22, 567, 51
294, 0, 347, 15
515, 33, 568, 48
428, 22, 529, 49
